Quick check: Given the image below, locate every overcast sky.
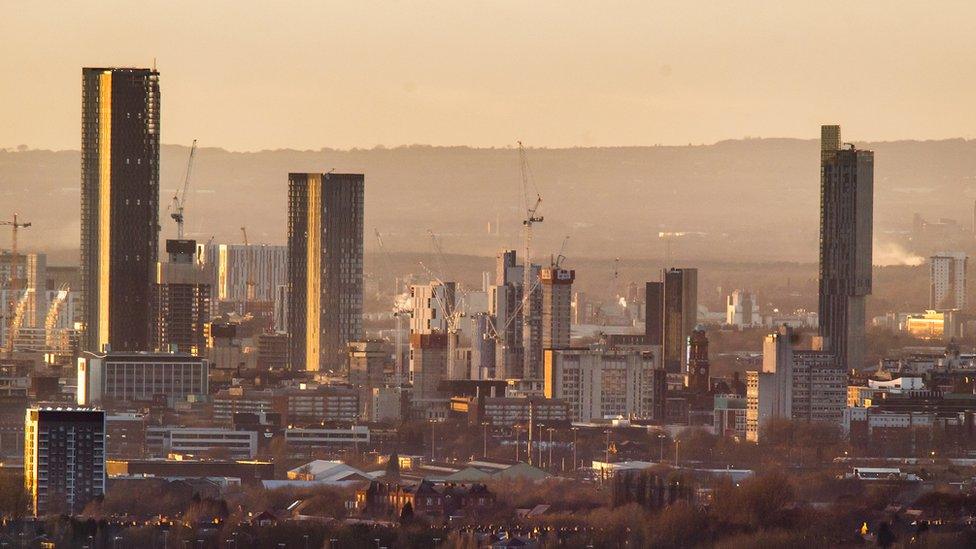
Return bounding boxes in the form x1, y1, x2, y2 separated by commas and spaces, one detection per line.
2, 1, 975, 151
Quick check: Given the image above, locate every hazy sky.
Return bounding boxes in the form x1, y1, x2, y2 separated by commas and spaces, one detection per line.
3, 1, 975, 151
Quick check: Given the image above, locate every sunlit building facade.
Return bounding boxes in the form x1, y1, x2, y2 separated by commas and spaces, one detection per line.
80, 67, 160, 352
288, 173, 364, 371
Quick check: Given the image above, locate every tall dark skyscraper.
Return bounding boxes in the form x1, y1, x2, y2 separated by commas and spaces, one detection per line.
648, 268, 698, 374
288, 173, 364, 371
818, 125, 873, 370
80, 67, 160, 352
645, 281, 663, 345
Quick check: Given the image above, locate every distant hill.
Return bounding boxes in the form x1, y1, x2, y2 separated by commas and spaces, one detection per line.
2, 138, 975, 265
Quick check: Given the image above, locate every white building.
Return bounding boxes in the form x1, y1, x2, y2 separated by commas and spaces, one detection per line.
543, 348, 664, 422
147, 426, 257, 459
746, 326, 846, 442
930, 252, 966, 310
726, 290, 760, 328
409, 282, 456, 335
203, 243, 288, 303
77, 351, 210, 407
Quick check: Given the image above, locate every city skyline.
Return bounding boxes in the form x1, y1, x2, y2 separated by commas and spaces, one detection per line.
5, 6, 976, 546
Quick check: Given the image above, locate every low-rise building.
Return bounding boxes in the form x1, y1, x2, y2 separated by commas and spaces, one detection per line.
285, 425, 370, 449
77, 351, 209, 408
147, 426, 258, 459
713, 394, 747, 438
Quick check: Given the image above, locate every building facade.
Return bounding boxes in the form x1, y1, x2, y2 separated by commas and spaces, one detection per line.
930, 252, 966, 311
726, 290, 760, 328
647, 269, 698, 374
540, 267, 574, 351
203, 243, 288, 304
745, 326, 846, 441
819, 125, 873, 371
151, 239, 212, 355
81, 67, 160, 352
544, 348, 664, 422
77, 351, 209, 407
25, 408, 106, 516
288, 173, 364, 371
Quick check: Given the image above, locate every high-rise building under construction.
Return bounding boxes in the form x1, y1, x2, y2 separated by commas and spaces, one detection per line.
80, 67, 160, 352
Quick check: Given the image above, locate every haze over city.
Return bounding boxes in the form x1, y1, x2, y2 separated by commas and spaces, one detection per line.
3, 3, 976, 548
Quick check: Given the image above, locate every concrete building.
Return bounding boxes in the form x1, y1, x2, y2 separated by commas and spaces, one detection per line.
726, 290, 760, 328
930, 252, 966, 311
285, 425, 370, 449
288, 173, 364, 372
151, 239, 212, 355
77, 351, 209, 408
745, 326, 846, 441
540, 267, 574, 351
257, 332, 288, 371
410, 333, 448, 402
686, 326, 710, 393
147, 426, 257, 459
348, 340, 386, 388
819, 125, 873, 371
366, 386, 405, 423
203, 243, 287, 304
544, 348, 665, 422
105, 412, 147, 459
409, 282, 456, 335
489, 250, 542, 380
25, 407, 106, 516
713, 394, 747, 439
80, 67, 160, 353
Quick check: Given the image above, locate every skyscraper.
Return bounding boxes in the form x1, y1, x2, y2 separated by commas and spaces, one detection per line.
80, 67, 160, 352
659, 268, 698, 374
818, 125, 873, 371
151, 239, 212, 355
540, 266, 574, 350
930, 252, 967, 310
288, 173, 364, 371
686, 326, 710, 394
25, 407, 106, 516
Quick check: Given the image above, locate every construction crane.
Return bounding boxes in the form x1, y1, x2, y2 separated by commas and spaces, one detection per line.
2, 213, 31, 355
240, 226, 255, 314
169, 139, 197, 239
552, 235, 570, 268
518, 141, 543, 379
375, 229, 412, 383
418, 261, 466, 380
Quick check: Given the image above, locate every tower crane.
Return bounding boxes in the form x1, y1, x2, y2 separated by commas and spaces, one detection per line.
375, 228, 412, 383
2, 213, 31, 355
169, 139, 197, 239
418, 261, 467, 380
518, 141, 543, 379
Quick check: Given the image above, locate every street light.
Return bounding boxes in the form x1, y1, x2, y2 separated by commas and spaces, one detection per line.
547, 427, 555, 470
674, 439, 680, 468
657, 433, 666, 462
482, 422, 490, 457
571, 427, 579, 470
